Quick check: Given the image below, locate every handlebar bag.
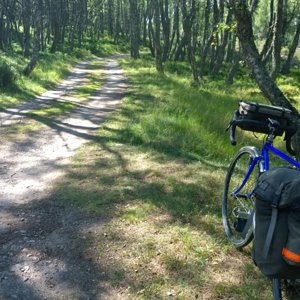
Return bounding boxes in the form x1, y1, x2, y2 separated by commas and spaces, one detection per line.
253, 167, 300, 279
237, 100, 294, 136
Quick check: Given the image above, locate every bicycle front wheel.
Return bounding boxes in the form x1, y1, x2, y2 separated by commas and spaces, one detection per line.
222, 146, 260, 248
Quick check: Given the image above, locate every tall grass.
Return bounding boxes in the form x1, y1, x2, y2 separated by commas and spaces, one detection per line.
103, 57, 276, 166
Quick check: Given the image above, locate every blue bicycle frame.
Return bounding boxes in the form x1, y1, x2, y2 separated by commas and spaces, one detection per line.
233, 142, 300, 198
263, 143, 300, 170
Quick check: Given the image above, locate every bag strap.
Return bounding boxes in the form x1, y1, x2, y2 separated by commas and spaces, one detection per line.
262, 183, 284, 259
263, 207, 278, 259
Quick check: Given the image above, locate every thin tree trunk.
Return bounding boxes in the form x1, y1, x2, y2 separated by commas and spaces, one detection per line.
169, 0, 179, 59
147, 2, 155, 57
270, 0, 284, 79
129, 0, 140, 58
212, 10, 232, 75
22, 0, 31, 57
281, 17, 300, 74
260, 0, 274, 62
160, 0, 170, 62
23, 0, 42, 76
153, 0, 163, 73
181, 0, 197, 82
226, 49, 240, 85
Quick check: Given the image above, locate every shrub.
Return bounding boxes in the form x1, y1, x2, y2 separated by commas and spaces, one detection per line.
73, 48, 92, 59
0, 61, 16, 87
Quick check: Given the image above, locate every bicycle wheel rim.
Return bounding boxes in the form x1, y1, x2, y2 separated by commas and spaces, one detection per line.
222, 147, 259, 248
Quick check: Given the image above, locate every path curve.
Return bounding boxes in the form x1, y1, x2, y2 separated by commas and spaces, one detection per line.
0, 56, 127, 208
0, 55, 130, 299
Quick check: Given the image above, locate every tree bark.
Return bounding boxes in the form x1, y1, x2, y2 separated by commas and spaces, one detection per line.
260, 0, 274, 63
153, 0, 163, 73
270, 0, 285, 79
212, 9, 233, 75
22, 0, 31, 57
129, 0, 140, 59
181, 0, 198, 82
169, 0, 179, 59
281, 17, 300, 75
23, 0, 42, 76
226, 49, 240, 85
230, 0, 296, 113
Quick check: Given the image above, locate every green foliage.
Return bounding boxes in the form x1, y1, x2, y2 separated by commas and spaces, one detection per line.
72, 48, 93, 59
113, 56, 271, 164
253, 0, 271, 39
85, 37, 130, 56
0, 60, 16, 87
0, 51, 79, 108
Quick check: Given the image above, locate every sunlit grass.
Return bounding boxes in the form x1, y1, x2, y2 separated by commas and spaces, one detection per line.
28, 101, 76, 117
0, 51, 80, 109
53, 141, 272, 299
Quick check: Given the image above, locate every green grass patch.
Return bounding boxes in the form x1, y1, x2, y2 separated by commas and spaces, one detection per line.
86, 37, 130, 56
73, 82, 100, 99
0, 51, 79, 109
49, 54, 300, 299
0, 120, 44, 141
28, 101, 76, 117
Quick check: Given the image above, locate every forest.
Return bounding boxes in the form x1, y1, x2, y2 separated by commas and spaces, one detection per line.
0, 0, 299, 80
1, 0, 300, 299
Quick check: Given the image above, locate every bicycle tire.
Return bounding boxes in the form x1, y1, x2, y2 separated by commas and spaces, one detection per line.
222, 146, 260, 248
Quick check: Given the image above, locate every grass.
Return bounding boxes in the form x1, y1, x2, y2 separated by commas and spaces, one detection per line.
49, 55, 300, 299
28, 101, 77, 117
0, 51, 80, 109
0, 54, 104, 138
3, 47, 298, 298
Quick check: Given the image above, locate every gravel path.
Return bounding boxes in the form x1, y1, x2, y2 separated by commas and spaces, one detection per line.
0, 55, 129, 299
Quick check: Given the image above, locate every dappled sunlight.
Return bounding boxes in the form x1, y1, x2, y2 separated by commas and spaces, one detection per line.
50, 139, 246, 297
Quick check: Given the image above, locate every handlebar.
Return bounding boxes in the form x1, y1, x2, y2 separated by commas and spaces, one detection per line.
226, 110, 297, 155
228, 111, 238, 145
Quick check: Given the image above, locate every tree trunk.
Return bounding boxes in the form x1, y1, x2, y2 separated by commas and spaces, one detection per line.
22, 0, 31, 57
129, 0, 140, 59
23, 0, 42, 76
181, 0, 198, 82
212, 10, 233, 75
199, 0, 217, 77
160, 0, 170, 62
0, 8, 5, 50
281, 17, 300, 75
147, 1, 155, 57
107, 0, 114, 36
230, 0, 296, 113
270, 0, 285, 79
50, 1, 61, 53
230, 0, 300, 160
153, 0, 163, 73
226, 48, 240, 85
260, 0, 274, 63
169, 0, 179, 59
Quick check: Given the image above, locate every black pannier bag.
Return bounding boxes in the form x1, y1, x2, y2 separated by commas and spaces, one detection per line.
235, 100, 294, 137
253, 167, 300, 279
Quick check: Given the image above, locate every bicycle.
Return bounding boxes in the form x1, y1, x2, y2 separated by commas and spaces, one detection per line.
222, 101, 299, 300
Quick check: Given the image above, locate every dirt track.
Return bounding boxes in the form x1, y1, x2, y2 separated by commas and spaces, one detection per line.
0, 56, 130, 299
